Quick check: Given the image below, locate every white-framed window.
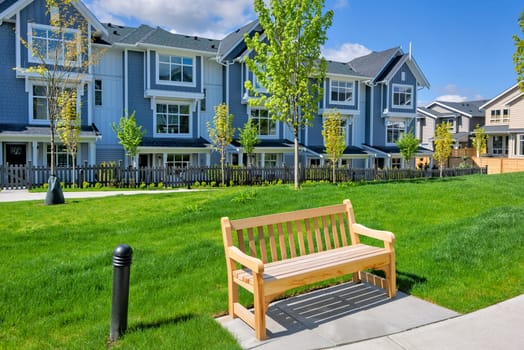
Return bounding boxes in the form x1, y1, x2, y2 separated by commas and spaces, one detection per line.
330, 80, 354, 105
519, 135, 524, 156
251, 108, 277, 137
503, 109, 510, 123
442, 118, 455, 132
94, 79, 102, 106
255, 153, 279, 167
47, 144, 73, 167
31, 84, 76, 123
155, 103, 191, 136
386, 120, 405, 144
490, 109, 501, 123
392, 84, 413, 108
157, 54, 194, 85
167, 154, 190, 168
28, 23, 80, 65
391, 158, 401, 169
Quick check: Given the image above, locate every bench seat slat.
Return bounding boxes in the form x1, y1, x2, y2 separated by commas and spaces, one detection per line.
232, 244, 389, 285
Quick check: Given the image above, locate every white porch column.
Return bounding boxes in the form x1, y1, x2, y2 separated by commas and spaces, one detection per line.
162, 153, 167, 166
238, 151, 244, 166
32, 141, 38, 165
88, 142, 96, 165
206, 152, 211, 166
261, 153, 265, 168
0, 142, 3, 165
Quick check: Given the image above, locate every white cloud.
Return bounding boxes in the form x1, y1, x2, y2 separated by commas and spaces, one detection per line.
88, 0, 255, 39
332, 0, 349, 9
435, 94, 469, 103
323, 43, 371, 62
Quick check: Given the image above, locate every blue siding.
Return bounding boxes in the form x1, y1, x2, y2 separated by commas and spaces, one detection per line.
227, 63, 247, 134
127, 51, 153, 137
372, 86, 386, 146
149, 51, 202, 93
0, 23, 26, 124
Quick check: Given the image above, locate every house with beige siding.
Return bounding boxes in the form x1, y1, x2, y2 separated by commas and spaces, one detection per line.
480, 84, 524, 158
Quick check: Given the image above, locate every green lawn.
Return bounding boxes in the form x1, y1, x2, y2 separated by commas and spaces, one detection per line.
1, 173, 523, 349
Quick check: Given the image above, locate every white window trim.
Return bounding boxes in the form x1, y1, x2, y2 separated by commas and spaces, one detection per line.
385, 118, 407, 146
28, 82, 81, 125
155, 52, 197, 88
28, 23, 81, 66
391, 83, 413, 109
322, 114, 352, 145
328, 79, 355, 106
153, 100, 192, 138
248, 105, 279, 139
518, 134, 524, 157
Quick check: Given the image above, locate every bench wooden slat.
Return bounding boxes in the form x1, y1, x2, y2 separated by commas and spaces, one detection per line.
286, 221, 297, 258
247, 227, 257, 257
331, 214, 340, 248
237, 229, 245, 253
277, 223, 287, 260
338, 213, 348, 246
258, 226, 268, 263
296, 220, 306, 256
268, 225, 277, 261
313, 217, 323, 252
305, 219, 315, 254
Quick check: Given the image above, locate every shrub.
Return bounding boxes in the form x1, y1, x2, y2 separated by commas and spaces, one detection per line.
157, 182, 164, 189
82, 181, 90, 189
94, 182, 102, 189
139, 182, 147, 189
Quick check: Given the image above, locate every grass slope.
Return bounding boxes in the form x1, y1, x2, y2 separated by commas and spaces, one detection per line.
0, 173, 523, 348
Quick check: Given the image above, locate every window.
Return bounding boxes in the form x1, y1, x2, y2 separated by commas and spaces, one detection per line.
490, 109, 501, 123
386, 120, 405, 144
158, 54, 194, 84
251, 108, 276, 136
167, 154, 190, 168
156, 103, 190, 135
392, 84, 413, 108
265, 153, 278, 167
47, 144, 72, 167
503, 109, 510, 123
94, 80, 102, 106
33, 86, 48, 120
330, 80, 354, 104
519, 135, 524, 156
492, 136, 508, 155
391, 158, 401, 169
29, 23, 79, 65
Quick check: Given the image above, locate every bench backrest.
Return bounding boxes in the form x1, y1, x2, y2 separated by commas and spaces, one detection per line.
221, 199, 359, 264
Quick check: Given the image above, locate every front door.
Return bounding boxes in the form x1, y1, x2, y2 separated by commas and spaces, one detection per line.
5, 144, 27, 165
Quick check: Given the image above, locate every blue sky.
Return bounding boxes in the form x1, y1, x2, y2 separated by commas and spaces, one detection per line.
84, 0, 523, 106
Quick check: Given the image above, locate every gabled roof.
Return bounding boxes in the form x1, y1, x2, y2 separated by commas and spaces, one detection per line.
101, 23, 219, 54
218, 19, 260, 61
326, 60, 369, 79
348, 47, 401, 80
479, 83, 521, 110
0, 0, 108, 36
417, 107, 455, 119
426, 100, 488, 118
380, 53, 430, 88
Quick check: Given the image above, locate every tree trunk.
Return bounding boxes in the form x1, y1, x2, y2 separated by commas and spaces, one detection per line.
294, 132, 300, 190
332, 162, 336, 184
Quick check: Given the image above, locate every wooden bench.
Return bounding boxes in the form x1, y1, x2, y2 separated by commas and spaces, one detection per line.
221, 199, 396, 340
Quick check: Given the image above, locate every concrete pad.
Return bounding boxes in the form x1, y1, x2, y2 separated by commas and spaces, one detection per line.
216, 281, 459, 349
0, 189, 194, 202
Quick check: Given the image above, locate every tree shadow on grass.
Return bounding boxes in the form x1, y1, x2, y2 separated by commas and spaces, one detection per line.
127, 313, 196, 332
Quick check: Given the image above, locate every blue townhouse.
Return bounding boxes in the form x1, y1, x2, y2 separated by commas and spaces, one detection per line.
0, 0, 431, 170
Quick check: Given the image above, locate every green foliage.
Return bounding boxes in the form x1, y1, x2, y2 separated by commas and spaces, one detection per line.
112, 111, 146, 164
513, 11, 524, 92
82, 181, 90, 189
244, 0, 333, 189
238, 118, 259, 166
322, 110, 346, 183
471, 124, 488, 158
395, 130, 420, 168
433, 122, 454, 176
231, 189, 258, 203
207, 103, 235, 185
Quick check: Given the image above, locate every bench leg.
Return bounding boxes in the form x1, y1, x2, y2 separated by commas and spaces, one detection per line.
254, 274, 266, 340
385, 261, 397, 298
352, 271, 361, 284
228, 273, 239, 318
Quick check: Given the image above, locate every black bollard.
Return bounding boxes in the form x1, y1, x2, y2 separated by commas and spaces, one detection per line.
110, 244, 133, 341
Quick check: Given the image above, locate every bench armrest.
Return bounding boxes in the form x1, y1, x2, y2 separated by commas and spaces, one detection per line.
352, 223, 395, 244
227, 246, 264, 274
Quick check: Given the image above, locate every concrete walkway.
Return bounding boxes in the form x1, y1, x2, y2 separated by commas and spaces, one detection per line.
217, 282, 524, 350
0, 188, 194, 202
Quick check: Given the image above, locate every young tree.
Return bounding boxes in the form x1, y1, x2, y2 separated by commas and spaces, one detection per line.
207, 103, 235, 185
395, 130, 420, 168
112, 111, 146, 168
56, 90, 80, 185
244, 0, 334, 190
471, 124, 488, 159
238, 118, 259, 167
322, 111, 346, 183
513, 11, 524, 92
433, 122, 454, 177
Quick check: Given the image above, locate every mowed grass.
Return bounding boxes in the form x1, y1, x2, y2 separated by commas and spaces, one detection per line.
1, 173, 523, 349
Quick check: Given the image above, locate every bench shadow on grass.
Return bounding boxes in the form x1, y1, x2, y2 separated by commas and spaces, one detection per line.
265, 270, 427, 338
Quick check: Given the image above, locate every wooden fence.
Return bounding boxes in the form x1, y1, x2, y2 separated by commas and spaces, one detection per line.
0, 163, 487, 190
